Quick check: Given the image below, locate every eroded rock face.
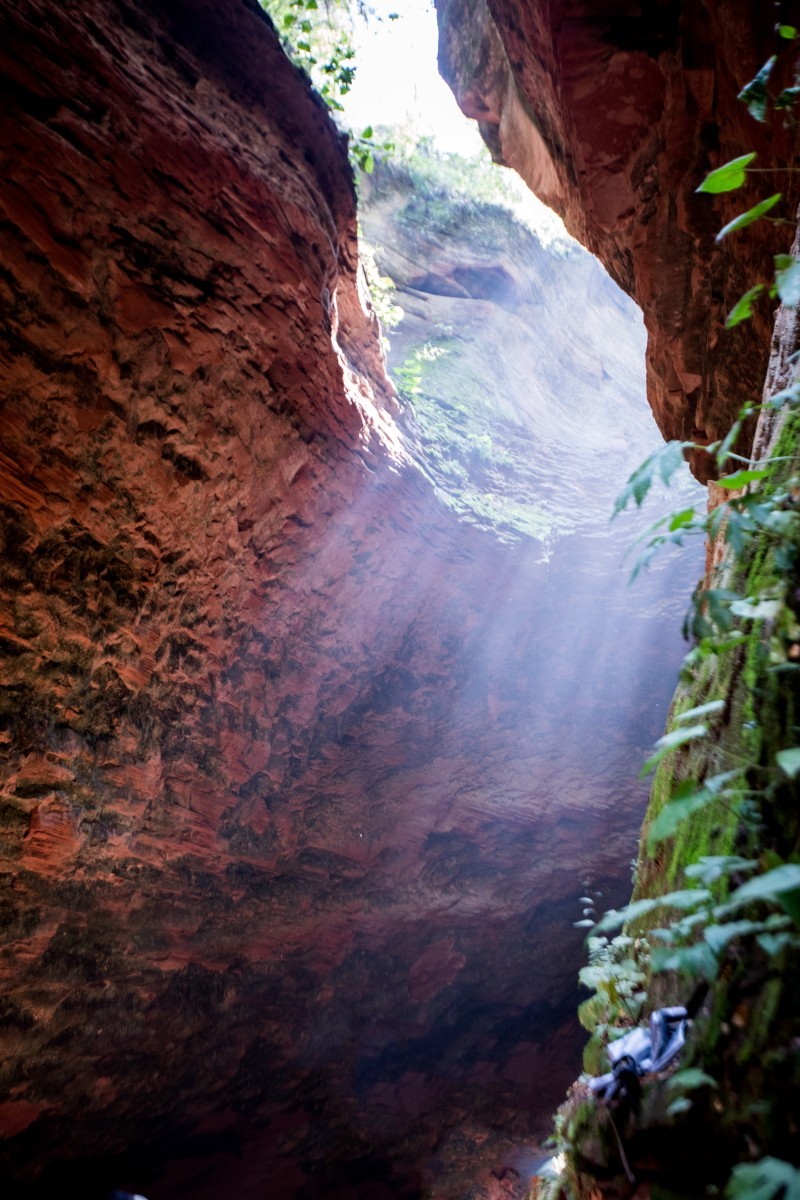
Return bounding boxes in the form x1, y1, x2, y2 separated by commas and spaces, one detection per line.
436, 0, 800, 480
1, 1, 699, 1196
360, 163, 696, 544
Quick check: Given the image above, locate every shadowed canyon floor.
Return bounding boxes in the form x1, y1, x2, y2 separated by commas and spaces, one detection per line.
1, 1, 703, 1196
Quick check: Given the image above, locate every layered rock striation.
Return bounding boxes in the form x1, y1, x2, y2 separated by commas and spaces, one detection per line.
436, 0, 800, 479
1, 2, 699, 1196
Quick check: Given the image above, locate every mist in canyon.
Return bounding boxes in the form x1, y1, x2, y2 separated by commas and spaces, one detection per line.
0, 1, 714, 1197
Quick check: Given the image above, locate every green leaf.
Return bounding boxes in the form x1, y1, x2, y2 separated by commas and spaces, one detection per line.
716, 468, 770, 489
726, 514, 748, 556
668, 507, 697, 531
675, 700, 726, 724
657, 723, 710, 750
667, 1068, 718, 1092
697, 153, 757, 193
705, 769, 744, 792
726, 1157, 800, 1200
757, 931, 794, 955
776, 86, 800, 110
630, 541, 663, 581
685, 856, 758, 885
657, 439, 689, 484
704, 919, 767, 956
703, 589, 742, 635
776, 256, 800, 306
647, 771, 742, 850
726, 864, 800, 923
361, 125, 373, 139
764, 508, 799, 536
647, 787, 716, 848
716, 193, 782, 242
729, 597, 781, 620
776, 747, 800, 778
778, 24, 798, 39
666, 1096, 693, 1117
651, 941, 718, 979
595, 889, 710, 934
764, 912, 794, 929
640, 724, 708, 776
768, 380, 800, 408
715, 415, 746, 466
738, 57, 777, 122
672, 910, 709, 939
613, 441, 691, 515
725, 283, 766, 328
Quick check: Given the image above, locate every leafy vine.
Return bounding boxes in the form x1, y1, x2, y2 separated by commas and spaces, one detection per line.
541, 24, 800, 1200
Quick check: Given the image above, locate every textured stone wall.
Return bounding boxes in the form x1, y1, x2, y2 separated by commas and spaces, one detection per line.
436, 0, 800, 480
432, 4, 800, 1191
1, 2, 698, 1196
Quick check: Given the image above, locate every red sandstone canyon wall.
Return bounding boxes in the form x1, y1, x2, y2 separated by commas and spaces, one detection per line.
1, 2, 698, 1196
437, 0, 800, 480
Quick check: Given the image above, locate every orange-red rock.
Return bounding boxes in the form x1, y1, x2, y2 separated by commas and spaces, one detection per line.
437, 0, 800, 479
0, 1, 699, 1197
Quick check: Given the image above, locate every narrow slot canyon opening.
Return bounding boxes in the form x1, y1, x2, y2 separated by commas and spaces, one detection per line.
2, 0, 766, 1198
325, 6, 709, 1188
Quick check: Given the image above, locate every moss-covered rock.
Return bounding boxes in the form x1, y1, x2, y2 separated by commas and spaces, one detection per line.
542, 293, 800, 1200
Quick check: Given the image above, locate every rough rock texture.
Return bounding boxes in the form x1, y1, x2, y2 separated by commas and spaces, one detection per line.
431, 5, 800, 1192
0, 2, 699, 1197
545, 227, 800, 1200
360, 162, 696, 544
436, 0, 800, 480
